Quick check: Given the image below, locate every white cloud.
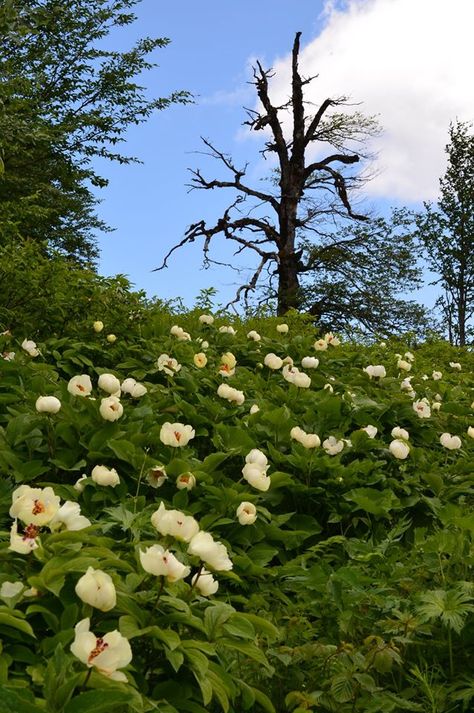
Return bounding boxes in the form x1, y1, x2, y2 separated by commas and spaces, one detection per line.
252, 0, 474, 202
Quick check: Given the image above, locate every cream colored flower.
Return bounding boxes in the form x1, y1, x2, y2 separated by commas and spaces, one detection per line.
413, 399, 431, 418
325, 332, 341, 346
391, 426, 409, 441
192, 569, 218, 596
160, 422, 195, 447
50, 501, 91, 531
363, 365, 386, 379
68, 375, 93, 397
467, 426, 474, 439
440, 433, 462, 450
170, 325, 191, 341
74, 475, 88, 493
247, 330, 261, 341
322, 436, 344, 456
249, 404, 260, 415
147, 465, 167, 488
291, 426, 320, 448
397, 359, 411, 371
389, 439, 410, 459
313, 339, 328, 351
236, 501, 257, 525
70, 618, 132, 681
75, 568, 116, 611
242, 464, 271, 491
199, 314, 214, 325
218, 325, 236, 335
9, 521, 39, 554
264, 353, 283, 370
157, 354, 181, 376
93, 321, 104, 333
217, 383, 245, 405
91, 465, 120, 487
218, 352, 237, 377
140, 545, 190, 581
21, 339, 40, 357
450, 361, 462, 370
10, 485, 60, 526
98, 373, 121, 395
176, 473, 196, 491
188, 531, 233, 571
361, 425, 378, 439
193, 352, 207, 368
99, 396, 123, 422
151, 502, 199, 542
35, 396, 61, 414
106, 334, 117, 344
432, 371, 442, 381
276, 323, 289, 334
301, 356, 319, 369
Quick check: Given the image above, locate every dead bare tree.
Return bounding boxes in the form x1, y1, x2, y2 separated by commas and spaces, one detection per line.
155, 32, 379, 314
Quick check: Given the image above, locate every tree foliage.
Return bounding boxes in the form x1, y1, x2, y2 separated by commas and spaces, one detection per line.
416, 120, 474, 346
0, 0, 190, 262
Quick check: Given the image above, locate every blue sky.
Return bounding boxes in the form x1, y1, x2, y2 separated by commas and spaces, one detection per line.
93, 0, 474, 310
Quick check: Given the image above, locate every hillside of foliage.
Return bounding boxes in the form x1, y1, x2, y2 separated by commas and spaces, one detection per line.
0, 285, 474, 713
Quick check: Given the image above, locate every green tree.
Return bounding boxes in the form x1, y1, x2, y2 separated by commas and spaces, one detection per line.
299, 208, 428, 337
416, 120, 474, 346
0, 0, 190, 262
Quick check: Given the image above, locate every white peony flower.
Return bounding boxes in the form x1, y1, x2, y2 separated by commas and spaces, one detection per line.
10, 485, 60, 526
91, 465, 120, 487
50, 501, 91, 531
361, 425, 378, 439
151, 502, 199, 542
249, 404, 260, 415
217, 383, 245, 405
397, 359, 412, 371
199, 314, 214, 325
264, 353, 283, 370
245, 449, 268, 469
99, 396, 123, 422
242, 464, 271, 491
35, 396, 61, 414
160, 422, 195, 447
170, 325, 191, 341
449, 361, 461, 370
440, 433, 462, 450
68, 375, 93, 397
363, 365, 386, 379
467, 426, 474, 439
140, 545, 190, 581
146, 465, 168, 488
389, 439, 410, 459
290, 426, 320, 448
193, 352, 208, 368
301, 356, 319, 369
322, 436, 344, 456
93, 321, 104, 333
192, 569, 218, 596
73, 475, 88, 493
218, 351, 237, 377
236, 501, 257, 525
0, 581, 24, 600
176, 473, 196, 491
413, 399, 431, 419
70, 618, 132, 681
75, 568, 116, 611
21, 339, 40, 357
218, 325, 236, 335
187, 531, 233, 571
324, 332, 341, 346
276, 323, 289, 334
404, 351, 415, 362
9, 521, 39, 554
247, 330, 261, 341
98, 373, 121, 395
432, 371, 442, 381
313, 338, 328, 351
157, 354, 182, 376
391, 426, 409, 441
106, 334, 117, 344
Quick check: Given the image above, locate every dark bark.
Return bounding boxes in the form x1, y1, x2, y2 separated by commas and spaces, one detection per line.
156, 32, 373, 313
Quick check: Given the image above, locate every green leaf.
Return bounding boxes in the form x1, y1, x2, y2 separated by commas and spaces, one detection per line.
0, 685, 44, 713
64, 688, 137, 713
0, 612, 35, 638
